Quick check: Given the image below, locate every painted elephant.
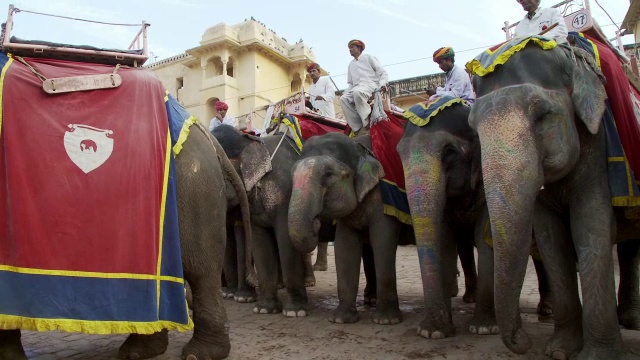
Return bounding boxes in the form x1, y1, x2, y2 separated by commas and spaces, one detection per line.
397, 101, 553, 340
288, 132, 405, 325
212, 124, 310, 317
0, 121, 253, 360
468, 43, 632, 359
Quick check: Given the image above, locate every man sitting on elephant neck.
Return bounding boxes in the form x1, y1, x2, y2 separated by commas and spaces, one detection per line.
339, 39, 388, 136
513, 0, 568, 44
427, 47, 475, 104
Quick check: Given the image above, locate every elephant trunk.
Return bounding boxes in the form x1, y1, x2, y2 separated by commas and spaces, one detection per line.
400, 138, 452, 323
476, 111, 542, 355
288, 159, 324, 254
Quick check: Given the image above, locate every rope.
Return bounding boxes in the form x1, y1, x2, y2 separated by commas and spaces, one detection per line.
270, 126, 290, 162
14, 8, 143, 26
14, 56, 47, 82
13, 56, 122, 84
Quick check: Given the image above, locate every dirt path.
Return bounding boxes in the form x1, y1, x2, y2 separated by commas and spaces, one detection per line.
22, 245, 640, 359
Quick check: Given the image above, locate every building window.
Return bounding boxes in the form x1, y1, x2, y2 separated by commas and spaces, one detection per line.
176, 77, 184, 90
290, 73, 302, 93
205, 56, 224, 78
227, 57, 235, 78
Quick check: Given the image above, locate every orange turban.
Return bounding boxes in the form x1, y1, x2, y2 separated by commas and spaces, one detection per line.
433, 47, 455, 62
307, 62, 320, 72
348, 39, 365, 51
214, 101, 228, 111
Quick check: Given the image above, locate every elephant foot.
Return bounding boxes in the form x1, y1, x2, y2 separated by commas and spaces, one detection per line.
328, 306, 359, 324
313, 262, 328, 271
450, 280, 459, 298
462, 286, 476, 304
574, 346, 623, 360
305, 274, 316, 287
118, 330, 168, 360
468, 313, 499, 335
182, 334, 231, 360
277, 282, 285, 289
363, 295, 377, 306
221, 287, 236, 299
282, 299, 310, 317
416, 317, 455, 340
618, 303, 640, 330
253, 299, 283, 314
233, 287, 257, 303
537, 299, 554, 317
0, 330, 27, 360
371, 305, 402, 325
543, 326, 583, 360
363, 284, 376, 305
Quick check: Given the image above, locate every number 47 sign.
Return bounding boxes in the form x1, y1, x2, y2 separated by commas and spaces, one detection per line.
565, 9, 592, 32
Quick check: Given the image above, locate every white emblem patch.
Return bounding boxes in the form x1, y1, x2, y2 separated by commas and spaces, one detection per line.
64, 124, 114, 174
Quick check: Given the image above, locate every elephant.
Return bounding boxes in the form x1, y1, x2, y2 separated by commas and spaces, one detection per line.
0, 120, 253, 360
397, 100, 553, 340
221, 208, 257, 302
211, 124, 311, 317
468, 42, 634, 359
288, 132, 406, 325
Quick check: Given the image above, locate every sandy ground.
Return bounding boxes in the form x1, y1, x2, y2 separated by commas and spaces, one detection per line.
21, 245, 640, 360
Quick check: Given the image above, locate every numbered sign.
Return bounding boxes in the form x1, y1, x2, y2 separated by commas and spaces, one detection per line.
565, 9, 592, 32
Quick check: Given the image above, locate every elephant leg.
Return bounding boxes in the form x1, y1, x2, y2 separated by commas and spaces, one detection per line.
252, 225, 282, 315
222, 224, 238, 299
362, 243, 377, 305
533, 202, 583, 360
118, 330, 168, 360
533, 258, 553, 316
275, 214, 309, 317
571, 200, 622, 360
469, 226, 498, 335
617, 240, 640, 330
0, 330, 26, 360
313, 242, 329, 271
329, 224, 362, 324
370, 216, 402, 325
303, 252, 316, 287
457, 231, 478, 303
233, 222, 257, 303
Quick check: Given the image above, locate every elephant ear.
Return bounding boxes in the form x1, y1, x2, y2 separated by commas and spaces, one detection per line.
570, 47, 607, 135
240, 141, 272, 192
354, 152, 385, 203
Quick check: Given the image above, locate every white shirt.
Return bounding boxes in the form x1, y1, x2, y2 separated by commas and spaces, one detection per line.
435, 64, 476, 103
347, 53, 388, 90
514, 7, 568, 44
308, 76, 337, 118
209, 115, 236, 132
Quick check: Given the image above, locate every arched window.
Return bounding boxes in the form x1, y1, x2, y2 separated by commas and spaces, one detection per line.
226, 57, 235, 78
290, 73, 302, 93
205, 56, 224, 78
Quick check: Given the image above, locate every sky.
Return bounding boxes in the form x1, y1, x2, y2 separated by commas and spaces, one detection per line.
4, 0, 633, 89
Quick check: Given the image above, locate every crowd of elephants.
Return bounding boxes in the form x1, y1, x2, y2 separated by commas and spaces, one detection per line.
1, 44, 639, 360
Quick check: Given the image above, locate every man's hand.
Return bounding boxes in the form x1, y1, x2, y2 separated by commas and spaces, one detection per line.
379, 85, 387, 93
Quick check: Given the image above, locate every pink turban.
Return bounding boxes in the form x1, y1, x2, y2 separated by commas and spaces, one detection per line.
214, 101, 228, 111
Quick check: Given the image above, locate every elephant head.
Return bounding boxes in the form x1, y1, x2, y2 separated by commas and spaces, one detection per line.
212, 125, 272, 193
468, 44, 607, 354
288, 133, 384, 254
396, 103, 478, 335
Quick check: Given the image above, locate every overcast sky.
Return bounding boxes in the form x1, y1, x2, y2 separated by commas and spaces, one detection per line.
5, 0, 633, 89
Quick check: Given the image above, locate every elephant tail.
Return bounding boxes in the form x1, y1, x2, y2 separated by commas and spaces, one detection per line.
194, 122, 257, 286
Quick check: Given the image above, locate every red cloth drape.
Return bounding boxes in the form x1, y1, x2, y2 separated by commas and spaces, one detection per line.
586, 34, 640, 180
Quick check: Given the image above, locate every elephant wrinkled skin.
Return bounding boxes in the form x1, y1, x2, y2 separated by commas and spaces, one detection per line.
469, 43, 636, 360
288, 132, 404, 325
